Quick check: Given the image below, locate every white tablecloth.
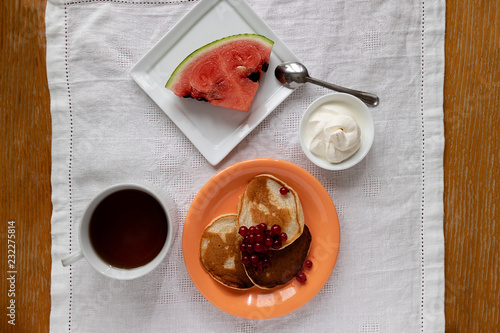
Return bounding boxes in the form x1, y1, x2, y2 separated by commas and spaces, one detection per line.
47, 0, 445, 331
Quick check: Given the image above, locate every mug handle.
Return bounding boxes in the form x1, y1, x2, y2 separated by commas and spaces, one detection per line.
61, 250, 84, 267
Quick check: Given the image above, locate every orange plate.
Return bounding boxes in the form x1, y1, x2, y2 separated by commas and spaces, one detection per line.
183, 158, 340, 319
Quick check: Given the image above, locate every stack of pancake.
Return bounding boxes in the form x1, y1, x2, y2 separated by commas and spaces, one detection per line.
199, 174, 312, 289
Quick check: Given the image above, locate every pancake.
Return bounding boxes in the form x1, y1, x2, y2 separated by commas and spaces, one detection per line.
199, 214, 254, 289
244, 225, 312, 289
237, 174, 305, 248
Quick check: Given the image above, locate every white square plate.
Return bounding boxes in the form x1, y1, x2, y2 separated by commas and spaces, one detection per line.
130, 0, 300, 165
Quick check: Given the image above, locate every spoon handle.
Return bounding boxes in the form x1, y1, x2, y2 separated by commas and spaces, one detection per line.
305, 76, 379, 107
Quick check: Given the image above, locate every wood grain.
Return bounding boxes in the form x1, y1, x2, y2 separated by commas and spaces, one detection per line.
443, 1, 500, 332
0, 0, 52, 332
0, 0, 498, 332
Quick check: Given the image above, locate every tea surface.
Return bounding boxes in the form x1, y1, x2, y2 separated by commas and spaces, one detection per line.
89, 189, 168, 269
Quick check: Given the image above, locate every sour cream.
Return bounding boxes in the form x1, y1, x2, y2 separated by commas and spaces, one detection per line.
304, 102, 362, 164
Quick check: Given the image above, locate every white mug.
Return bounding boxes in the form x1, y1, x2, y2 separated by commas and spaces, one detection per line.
61, 184, 174, 280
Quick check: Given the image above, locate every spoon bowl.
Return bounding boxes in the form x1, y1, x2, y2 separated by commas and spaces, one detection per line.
275, 61, 379, 107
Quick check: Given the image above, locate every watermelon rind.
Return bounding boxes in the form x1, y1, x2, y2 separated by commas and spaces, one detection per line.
165, 33, 274, 89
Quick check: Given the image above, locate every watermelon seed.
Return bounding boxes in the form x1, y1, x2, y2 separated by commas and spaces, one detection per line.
247, 72, 260, 82
196, 97, 208, 102
262, 62, 269, 72
182, 94, 193, 98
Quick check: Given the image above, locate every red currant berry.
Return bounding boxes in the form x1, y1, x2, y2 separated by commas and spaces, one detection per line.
264, 236, 273, 247
248, 226, 256, 234
246, 243, 254, 253
262, 258, 271, 268
279, 232, 288, 242
304, 259, 313, 269
271, 224, 281, 236
296, 271, 307, 283
240, 243, 246, 252
279, 187, 289, 195
254, 242, 264, 253
248, 234, 256, 244
272, 239, 282, 250
259, 222, 267, 230
238, 226, 248, 237
251, 254, 259, 263
255, 233, 264, 242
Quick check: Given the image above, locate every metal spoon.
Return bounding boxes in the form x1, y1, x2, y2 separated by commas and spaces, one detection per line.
275, 61, 379, 107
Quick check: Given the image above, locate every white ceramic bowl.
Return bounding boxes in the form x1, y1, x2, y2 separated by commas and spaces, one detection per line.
299, 93, 375, 170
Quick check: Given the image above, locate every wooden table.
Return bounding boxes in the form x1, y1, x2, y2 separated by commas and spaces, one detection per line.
1, 0, 498, 331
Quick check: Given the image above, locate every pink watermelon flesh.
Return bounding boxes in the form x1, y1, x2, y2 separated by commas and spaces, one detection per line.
166, 34, 274, 112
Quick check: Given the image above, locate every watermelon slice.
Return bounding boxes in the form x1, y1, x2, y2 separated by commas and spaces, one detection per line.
165, 34, 274, 112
